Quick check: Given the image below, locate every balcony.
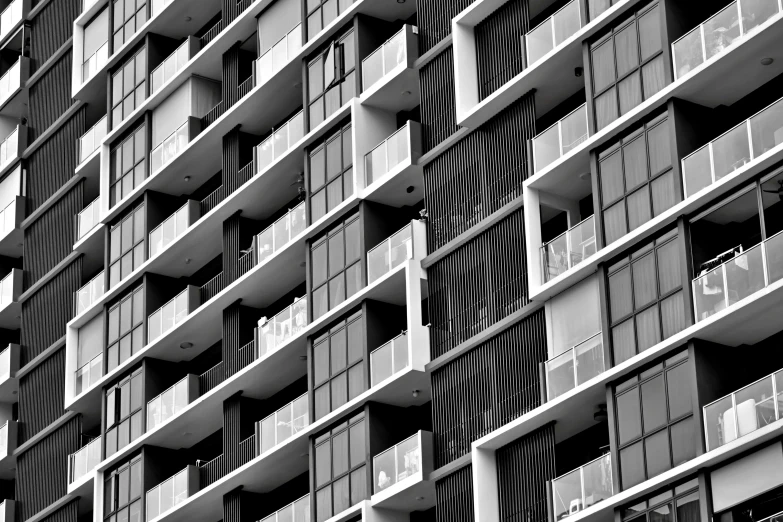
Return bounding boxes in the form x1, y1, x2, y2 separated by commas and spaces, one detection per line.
525, 0, 582, 67
672, 0, 782, 80
372, 431, 434, 509
0, 344, 18, 401
148, 287, 199, 343
82, 41, 108, 83
0, 0, 22, 44
704, 367, 783, 451
545, 333, 604, 401
370, 332, 408, 387
150, 119, 198, 175
256, 296, 307, 358
79, 116, 107, 164
0, 126, 20, 171
541, 215, 596, 283
367, 223, 414, 285
259, 494, 309, 522
360, 25, 419, 111
552, 454, 613, 521
76, 197, 101, 244
0, 269, 21, 328
256, 24, 302, 87
256, 201, 306, 265
0, 501, 14, 522
152, 38, 193, 95
147, 375, 198, 432
0, 421, 18, 461
146, 466, 199, 522
683, 94, 783, 198
74, 271, 104, 316
257, 394, 309, 454
74, 352, 102, 397
68, 436, 101, 485
149, 201, 199, 258
0, 195, 24, 257
364, 121, 421, 190
255, 110, 304, 174
533, 104, 589, 173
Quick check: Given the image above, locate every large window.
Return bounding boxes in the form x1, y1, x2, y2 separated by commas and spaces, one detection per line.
107, 286, 145, 372
598, 114, 674, 245
112, 47, 147, 129
314, 412, 367, 522
311, 214, 361, 319
306, 0, 355, 41
104, 456, 142, 522
607, 230, 685, 365
105, 369, 143, 457
621, 478, 700, 522
590, 2, 666, 131
109, 204, 146, 287
110, 125, 147, 206
614, 352, 695, 490
309, 122, 353, 223
113, 0, 147, 51
313, 310, 364, 420
307, 31, 355, 128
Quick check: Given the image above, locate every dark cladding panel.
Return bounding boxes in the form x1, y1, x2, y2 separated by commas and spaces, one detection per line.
417, 0, 476, 54
420, 47, 458, 152
435, 464, 474, 522
29, 0, 81, 72
475, 0, 529, 100
18, 348, 68, 441
28, 54, 77, 142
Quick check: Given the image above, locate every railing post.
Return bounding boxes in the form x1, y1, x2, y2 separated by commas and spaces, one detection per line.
731, 392, 739, 441
762, 241, 769, 287
700, 24, 707, 64
722, 264, 729, 311
737, 0, 745, 36
746, 120, 754, 162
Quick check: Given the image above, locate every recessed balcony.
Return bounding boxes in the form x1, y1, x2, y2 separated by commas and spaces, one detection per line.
256, 24, 302, 88
257, 394, 309, 455
360, 120, 423, 207
546, 333, 604, 401
0, 343, 19, 401
150, 118, 200, 176
146, 466, 199, 522
0, 194, 24, 258
151, 38, 196, 95
147, 286, 200, 344
147, 374, 199, 432
256, 296, 307, 360
551, 454, 613, 521
255, 110, 304, 175
525, 0, 582, 67
149, 201, 200, 259
532, 104, 589, 174
541, 215, 596, 284
81, 41, 108, 84
0, 420, 18, 477
360, 25, 419, 112
371, 431, 434, 510
67, 436, 101, 489
0, 268, 21, 329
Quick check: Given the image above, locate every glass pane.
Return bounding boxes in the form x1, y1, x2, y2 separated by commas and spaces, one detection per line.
534, 124, 560, 172
615, 23, 639, 78
704, 394, 733, 449
617, 388, 642, 444
592, 38, 615, 93
552, 467, 582, 520
620, 441, 645, 489
583, 455, 613, 506
642, 375, 667, 433
644, 428, 671, 478
673, 27, 704, 79
741, 0, 779, 34
670, 416, 696, 466
561, 106, 588, 154
704, 5, 741, 61
693, 266, 726, 322
725, 243, 765, 306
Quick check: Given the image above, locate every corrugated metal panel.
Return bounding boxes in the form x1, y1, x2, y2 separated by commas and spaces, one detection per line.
435, 464, 474, 522
497, 424, 556, 522
222, 395, 241, 476
28, 53, 77, 142
416, 0, 476, 54
26, 108, 86, 214
425, 93, 535, 250
38, 499, 79, 522
428, 209, 529, 358
431, 309, 546, 467
29, 0, 81, 72
18, 348, 68, 442
475, 0, 529, 100
223, 488, 242, 522
419, 46, 458, 152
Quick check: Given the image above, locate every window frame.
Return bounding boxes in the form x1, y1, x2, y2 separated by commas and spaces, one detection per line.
105, 368, 144, 457
620, 477, 700, 522
310, 213, 361, 319
307, 122, 353, 224
109, 203, 146, 287
111, 46, 148, 129
305, 0, 355, 42
103, 455, 143, 522
106, 285, 145, 373
112, 0, 148, 52
307, 30, 356, 128
110, 124, 148, 207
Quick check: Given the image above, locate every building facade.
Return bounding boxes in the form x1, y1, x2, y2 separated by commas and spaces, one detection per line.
0, 0, 782, 522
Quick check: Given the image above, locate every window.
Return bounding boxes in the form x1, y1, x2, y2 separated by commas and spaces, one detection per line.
599, 114, 674, 245
607, 230, 685, 364
621, 478, 700, 522
309, 123, 353, 223
307, 31, 355, 127
113, 0, 147, 51
110, 125, 147, 206
105, 369, 143, 457
313, 311, 364, 420
111, 48, 147, 129
107, 286, 145, 372
109, 204, 146, 287
588, 0, 618, 21
590, 3, 665, 131
105, 456, 143, 522
314, 412, 367, 522
306, 0, 355, 41
614, 352, 695, 489
311, 214, 361, 319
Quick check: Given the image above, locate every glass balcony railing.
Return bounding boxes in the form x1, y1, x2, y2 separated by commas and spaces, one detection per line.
79, 116, 107, 163
259, 494, 310, 522
82, 41, 108, 83
704, 367, 783, 451
256, 110, 304, 173
0, 126, 18, 167
533, 104, 588, 173
68, 436, 101, 484
151, 40, 189, 94
541, 215, 596, 282
0, 0, 21, 43
257, 296, 307, 357
362, 26, 408, 91
365, 122, 411, 186
0, 60, 20, 108
148, 289, 189, 343
147, 376, 190, 432
0, 199, 16, 239
0, 345, 9, 380
546, 333, 604, 401
151, 0, 174, 17
258, 394, 309, 454
682, 95, 783, 198
370, 332, 408, 386
74, 270, 105, 315
150, 122, 189, 174
149, 203, 190, 258
0, 271, 14, 308
256, 24, 302, 86
373, 433, 421, 494
256, 202, 306, 264
0, 422, 8, 458
146, 468, 190, 521
552, 454, 613, 520
525, 0, 582, 66
367, 223, 413, 285
77, 198, 101, 241
74, 353, 102, 396
672, 0, 781, 80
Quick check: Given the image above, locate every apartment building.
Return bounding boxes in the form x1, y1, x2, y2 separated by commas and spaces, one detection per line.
0, 0, 782, 522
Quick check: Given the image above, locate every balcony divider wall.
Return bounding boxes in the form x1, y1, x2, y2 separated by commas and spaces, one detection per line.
420, 46, 458, 152
434, 463, 475, 522
475, 0, 529, 100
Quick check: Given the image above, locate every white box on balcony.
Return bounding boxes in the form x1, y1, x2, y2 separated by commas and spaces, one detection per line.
371, 431, 434, 510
